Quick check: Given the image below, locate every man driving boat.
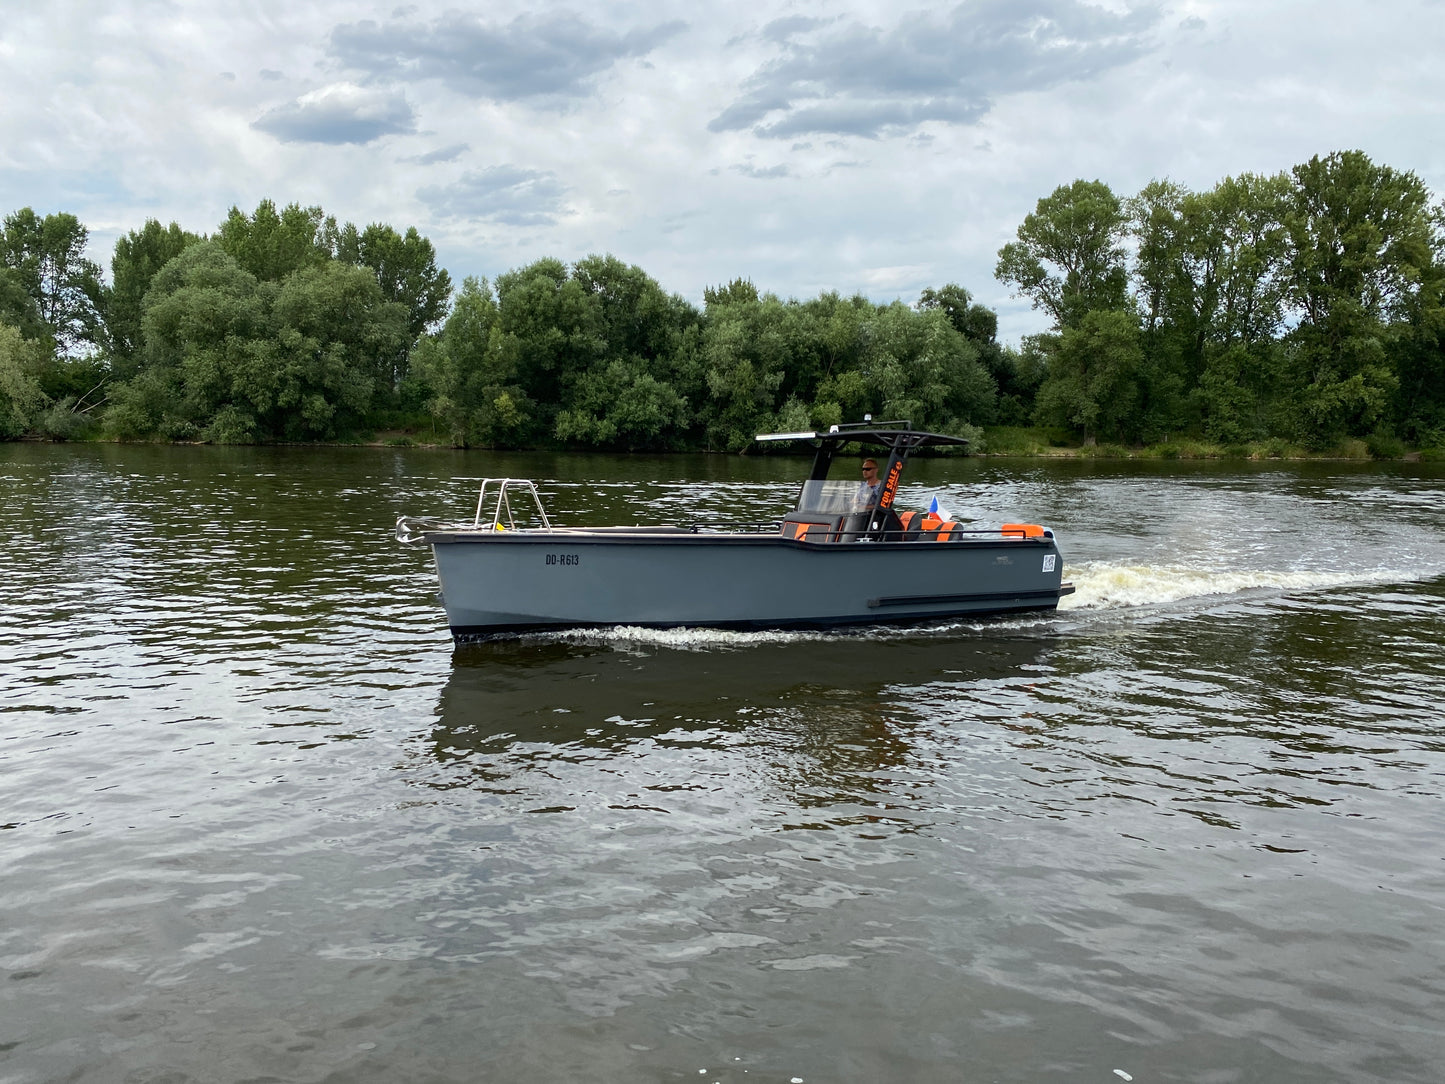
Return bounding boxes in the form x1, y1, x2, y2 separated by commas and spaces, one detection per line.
853, 458, 881, 510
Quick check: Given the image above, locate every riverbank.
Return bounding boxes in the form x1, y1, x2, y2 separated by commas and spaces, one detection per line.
15, 426, 1445, 462
977, 426, 1445, 461
363, 426, 1445, 463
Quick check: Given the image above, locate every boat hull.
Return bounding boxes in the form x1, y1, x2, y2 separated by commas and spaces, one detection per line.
425, 529, 1070, 639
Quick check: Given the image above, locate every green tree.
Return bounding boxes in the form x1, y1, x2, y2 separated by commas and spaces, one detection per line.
996, 180, 1131, 330
697, 294, 792, 450
859, 302, 995, 433
215, 203, 450, 394
407, 258, 1007, 451
1393, 285, 1445, 446
265, 262, 408, 439
787, 292, 869, 427
491, 258, 606, 440
1280, 150, 1434, 443
0, 207, 105, 355
339, 226, 452, 422
410, 276, 533, 447
553, 359, 690, 449
106, 241, 405, 442
108, 219, 205, 375
999, 340, 1050, 426
1127, 177, 1202, 427
106, 242, 268, 440
703, 278, 759, 307
0, 266, 47, 342
216, 200, 330, 282
557, 254, 700, 448
1033, 310, 1146, 443
1126, 174, 1293, 438
332, 221, 452, 351
573, 253, 692, 366
0, 321, 50, 438
1195, 342, 1277, 444
918, 282, 1023, 419
1207, 173, 1293, 347
1392, 201, 1445, 446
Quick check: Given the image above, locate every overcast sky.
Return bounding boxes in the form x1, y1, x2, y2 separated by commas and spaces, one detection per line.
2, 0, 1442, 343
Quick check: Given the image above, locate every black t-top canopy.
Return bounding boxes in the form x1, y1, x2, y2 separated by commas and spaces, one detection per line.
755, 420, 969, 480
755, 419, 969, 450
755, 422, 970, 539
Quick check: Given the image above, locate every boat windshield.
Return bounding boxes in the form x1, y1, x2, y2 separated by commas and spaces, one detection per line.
794, 479, 866, 515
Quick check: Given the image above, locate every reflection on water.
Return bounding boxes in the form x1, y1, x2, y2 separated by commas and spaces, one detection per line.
420, 634, 1054, 819
2, 443, 1445, 1084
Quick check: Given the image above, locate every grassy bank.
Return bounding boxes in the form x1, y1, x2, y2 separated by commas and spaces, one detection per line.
23, 427, 1445, 463
247, 427, 1445, 461
979, 427, 1445, 462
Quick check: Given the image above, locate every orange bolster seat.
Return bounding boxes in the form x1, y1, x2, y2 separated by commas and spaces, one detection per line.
1001, 522, 1044, 538
790, 520, 838, 541
899, 510, 941, 540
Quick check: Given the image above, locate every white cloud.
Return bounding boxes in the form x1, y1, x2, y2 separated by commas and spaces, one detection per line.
253, 82, 417, 144
710, 0, 1160, 138
419, 166, 570, 225
733, 162, 792, 179
400, 143, 471, 165
328, 10, 687, 105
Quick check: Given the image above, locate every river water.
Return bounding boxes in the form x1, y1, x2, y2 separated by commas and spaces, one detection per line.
2, 443, 1443, 1084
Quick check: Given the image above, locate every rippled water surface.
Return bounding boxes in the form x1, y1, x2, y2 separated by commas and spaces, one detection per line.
3, 444, 1444, 1083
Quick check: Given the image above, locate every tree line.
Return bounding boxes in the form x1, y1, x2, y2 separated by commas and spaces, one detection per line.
998, 150, 1444, 451
1, 201, 450, 443
2, 149, 1442, 453
0, 199, 1007, 450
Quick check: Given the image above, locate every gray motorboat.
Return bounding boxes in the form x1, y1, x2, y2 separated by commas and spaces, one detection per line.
397, 422, 1073, 640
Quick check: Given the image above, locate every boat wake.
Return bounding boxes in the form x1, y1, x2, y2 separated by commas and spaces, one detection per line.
533, 612, 1063, 650
543, 625, 841, 651
496, 564, 1415, 652
1059, 562, 1396, 611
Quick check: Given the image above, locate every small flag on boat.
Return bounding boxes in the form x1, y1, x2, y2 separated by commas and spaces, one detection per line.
928, 494, 948, 520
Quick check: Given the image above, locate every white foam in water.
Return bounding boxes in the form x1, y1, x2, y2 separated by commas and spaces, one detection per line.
507, 564, 1408, 650
1060, 562, 1386, 611
547, 625, 864, 651
532, 610, 1062, 650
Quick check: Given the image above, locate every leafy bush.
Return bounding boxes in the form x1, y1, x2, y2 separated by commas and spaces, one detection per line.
1365, 431, 1407, 459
